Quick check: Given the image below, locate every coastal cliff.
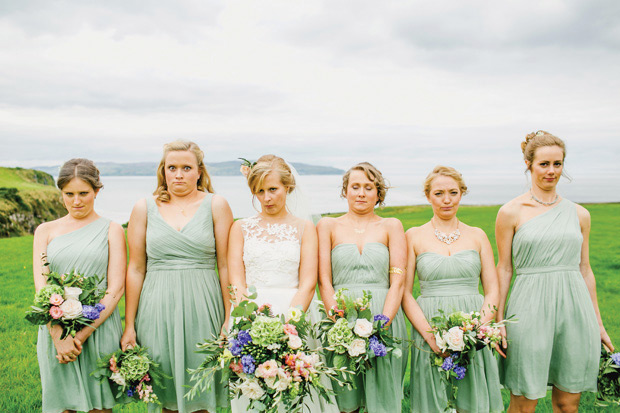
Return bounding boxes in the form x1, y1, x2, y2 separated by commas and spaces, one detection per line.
0, 167, 65, 238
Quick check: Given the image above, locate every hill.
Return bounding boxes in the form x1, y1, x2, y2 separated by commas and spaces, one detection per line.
33, 161, 344, 176
0, 167, 65, 237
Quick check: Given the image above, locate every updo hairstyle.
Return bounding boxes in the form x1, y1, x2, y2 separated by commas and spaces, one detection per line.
154, 140, 214, 202
423, 165, 468, 197
341, 162, 387, 206
521, 130, 566, 171
57, 158, 103, 191
246, 155, 296, 194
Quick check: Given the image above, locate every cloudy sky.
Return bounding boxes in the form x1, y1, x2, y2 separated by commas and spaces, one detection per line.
1, 0, 619, 181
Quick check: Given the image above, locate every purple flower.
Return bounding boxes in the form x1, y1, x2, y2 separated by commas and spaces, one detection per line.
229, 339, 243, 356
611, 353, 620, 367
453, 365, 467, 380
126, 387, 135, 397
238, 330, 252, 346
373, 314, 390, 328
241, 354, 256, 374
369, 335, 387, 357
95, 303, 105, 312
82, 305, 101, 320
441, 356, 454, 371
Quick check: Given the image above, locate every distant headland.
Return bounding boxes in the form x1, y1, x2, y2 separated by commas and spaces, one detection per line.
33, 161, 344, 176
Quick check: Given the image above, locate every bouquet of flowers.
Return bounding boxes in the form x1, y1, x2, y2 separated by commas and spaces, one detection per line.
91, 346, 168, 405
429, 309, 507, 409
186, 288, 350, 412
596, 347, 620, 406
25, 267, 107, 340
316, 288, 402, 377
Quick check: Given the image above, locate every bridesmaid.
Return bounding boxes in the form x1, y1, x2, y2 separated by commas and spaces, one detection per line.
402, 166, 503, 412
121, 141, 233, 412
32, 158, 125, 413
496, 131, 613, 412
317, 162, 408, 413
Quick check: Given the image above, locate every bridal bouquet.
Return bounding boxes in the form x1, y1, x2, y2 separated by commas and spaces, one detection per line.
91, 346, 167, 405
25, 267, 107, 340
429, 309, 507, 409
316, 288, 402, 377
596, 347, 620, 406
186, 288, 350, 412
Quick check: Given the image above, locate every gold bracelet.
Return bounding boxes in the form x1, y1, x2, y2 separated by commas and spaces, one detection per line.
389, 266, 405, 275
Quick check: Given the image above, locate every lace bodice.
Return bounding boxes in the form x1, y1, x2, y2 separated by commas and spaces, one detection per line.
241, 215, 303, 289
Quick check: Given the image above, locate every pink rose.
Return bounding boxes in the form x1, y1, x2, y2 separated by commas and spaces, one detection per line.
49, 294, 64, 306
49, 306, 63, 319
230, 361, 244, 374
283, 324, 298, 336
255, 360, 278, 378
109, 356, 118, 373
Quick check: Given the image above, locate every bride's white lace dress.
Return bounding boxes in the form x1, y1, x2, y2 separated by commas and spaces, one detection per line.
231, 215, 339, 413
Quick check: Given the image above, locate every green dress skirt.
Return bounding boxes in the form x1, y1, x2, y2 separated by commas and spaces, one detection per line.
499, 199, 599, 399
136, 195, 228, 412
410, 249, 503, 412
328, 242, 409, 413
37, 217, 123, 413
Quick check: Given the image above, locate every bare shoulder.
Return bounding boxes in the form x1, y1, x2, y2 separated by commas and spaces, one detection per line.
574, 202, 591, 226
380, 216, 404, 231
108, 221, 125, 237
211, 194, 230, 209
405, 225, 422, 240
497, 195, 527, 223
317, 216, 337, 231
34, 219, 56, 239
132, 198, 148, 213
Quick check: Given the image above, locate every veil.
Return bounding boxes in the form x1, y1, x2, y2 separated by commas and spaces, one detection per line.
285, 161, 319, 224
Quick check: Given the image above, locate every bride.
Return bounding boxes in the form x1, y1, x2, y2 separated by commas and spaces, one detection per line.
228, 154, 339, 412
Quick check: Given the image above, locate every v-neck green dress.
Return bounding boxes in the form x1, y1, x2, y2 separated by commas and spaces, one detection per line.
135, 195, 228, 412
327, 242, 408, 413
37, 217, 123, 413
499, 199, 599, 399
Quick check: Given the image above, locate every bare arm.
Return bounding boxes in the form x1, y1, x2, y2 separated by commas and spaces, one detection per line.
212, 195, 234, 328
120, 199, 147, 350
495, 204, 517, 350
402, 228, 441, 353
76, 222, 126, 344
317, 218, 337, 312
381, 218, 406, 327
477, 228, 499, 324
227, 221, 247, 305
578, 205, 614, 351
290, 221, 318, 311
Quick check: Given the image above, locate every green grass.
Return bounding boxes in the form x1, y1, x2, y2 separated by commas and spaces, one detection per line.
1, 203, 619, 412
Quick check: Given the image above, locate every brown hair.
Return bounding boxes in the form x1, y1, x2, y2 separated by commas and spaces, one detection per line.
246, 155, 296, 194
423, 165, 468, 197
57, 158, 103, 191
154, 140, 214, 202
521, 130, 566, 171
341, 162, 387, 206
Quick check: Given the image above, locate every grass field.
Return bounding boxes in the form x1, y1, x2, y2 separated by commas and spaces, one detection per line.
1, 203, 619, 412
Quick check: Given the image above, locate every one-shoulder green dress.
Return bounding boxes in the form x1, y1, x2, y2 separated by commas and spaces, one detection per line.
136, 195, 228, 412
410, 249, 503, 413
499, 199, 599, 399
37, 217, 123, 413
328, 242, 409, 413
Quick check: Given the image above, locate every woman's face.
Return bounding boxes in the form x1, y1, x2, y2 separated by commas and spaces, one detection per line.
345, 170, 378, 214
164, 150, 201, 196
528, 145, 564, 191
61, 177, 99, 219
255, 171, 288, 216
427, 175, 462, 220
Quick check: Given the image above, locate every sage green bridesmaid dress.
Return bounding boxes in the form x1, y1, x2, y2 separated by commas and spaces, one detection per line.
499, 199, 599, 399
328, 242, 409, 413
37, 217, 123, 413
410, 249, 503, 413
136, 195, 228, 412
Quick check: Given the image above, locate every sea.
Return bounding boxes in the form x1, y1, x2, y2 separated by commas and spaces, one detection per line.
92, 174, 619, 224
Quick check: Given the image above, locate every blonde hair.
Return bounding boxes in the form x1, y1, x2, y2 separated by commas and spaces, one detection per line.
521, 130, 566, 170
423, 165, 468, 197
154, 140, 214, 202
341, 162, 387, 206
246, 155, 296, 194
57, 158, 103, 191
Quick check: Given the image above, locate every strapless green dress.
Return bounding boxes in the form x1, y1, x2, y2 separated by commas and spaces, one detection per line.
499, 199, 599, 399
135, 195, 228, 412
410, 249, 503, 412
37, 217, 123, 413
328, 242, 408, 413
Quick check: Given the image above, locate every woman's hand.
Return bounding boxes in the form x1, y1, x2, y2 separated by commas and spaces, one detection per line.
601, 325, 614, 352
120, 327, 137, 351
51, 327, 82, 364
424, 333, 442, 355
